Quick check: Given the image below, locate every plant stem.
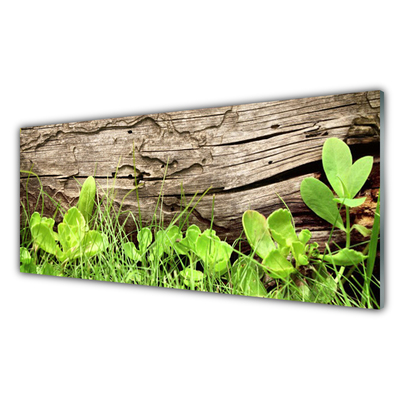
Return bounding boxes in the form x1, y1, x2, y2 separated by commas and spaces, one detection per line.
345, 205, 351, 248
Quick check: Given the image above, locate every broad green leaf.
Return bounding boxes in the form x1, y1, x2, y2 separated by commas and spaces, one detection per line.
267, 209, 297, 247
300, 177, 345, 231
231, 259, 267, 298
63, 207, 86, 230
347, 156, 373, 199
80, 231, 108, 258
321, 248, 368, 266
62, 231, 107, 261
78, 176, 96, 225
30, 212, 41, 227
242, 210, 275, 259
186, 224, 201, 247
211, 259, 229, 276
322, 137, 352, 197
123, 242, 141, 262
262, 249, 296, 279
298, 229, 312, 245
291, 241, 308, 266
164, 225, 182, 255
196, 232, 231, 263
195, 232, 217, 262
174, 225, 202, 255
30, 222, 59, 256
30, 213, 58, 241
138, 227, 152, 252
332, 197, 366, 208
352, 224, 372, 237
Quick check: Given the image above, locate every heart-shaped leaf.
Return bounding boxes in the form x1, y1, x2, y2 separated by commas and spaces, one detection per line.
123, 242, 141, 262
242, 210, 275, 259
31, 221, 60, 256
300, 177, 345, 230
267, 209, 297, 248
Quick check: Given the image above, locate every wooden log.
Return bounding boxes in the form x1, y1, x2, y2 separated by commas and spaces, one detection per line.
20, 90, 381, 247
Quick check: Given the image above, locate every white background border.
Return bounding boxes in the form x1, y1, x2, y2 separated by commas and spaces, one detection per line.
3, 2, 397, 399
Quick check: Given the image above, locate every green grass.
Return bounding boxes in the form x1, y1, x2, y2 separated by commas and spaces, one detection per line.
19, 174, 381, 308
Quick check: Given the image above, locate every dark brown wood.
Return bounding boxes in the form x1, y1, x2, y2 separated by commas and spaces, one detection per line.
20, 90, 381, 246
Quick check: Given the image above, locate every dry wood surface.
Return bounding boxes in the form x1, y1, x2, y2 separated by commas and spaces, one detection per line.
20, 91, 381, 246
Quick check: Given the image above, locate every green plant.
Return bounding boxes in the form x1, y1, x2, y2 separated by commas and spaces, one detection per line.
241, 207, 344, 303
28, 177, 108, 264
301, 137, 373, 248
242, 208, 316, 279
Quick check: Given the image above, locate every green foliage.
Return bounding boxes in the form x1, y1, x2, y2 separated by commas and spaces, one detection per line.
78, 176, 96, 226
243, 208, 316, 278
301, 137, 373, 234
20, 143, 380, 308
28, 176, 108, 263
320, 248, 368, 267
231, 257, 267, 298
20, 247, 36, 274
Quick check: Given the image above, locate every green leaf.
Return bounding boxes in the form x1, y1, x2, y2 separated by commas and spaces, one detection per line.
321, 248, 368, 266
180, 268, 204, 286
123, 242, 141, 262
20, 247, 36, 274
291, 241, 308, 266
352, 224, 372, 237
298, 229, 312, 245
262, 249, 296, 279
347, 156, 373, 199
138, 227, 152, 253
78, 176, 96, 226
195, 231, 232, 275
186, 224, 201, 247
20, 247, 32, 264
322, 137, 352, 197
300, 177, 345, 231
58, 208, 86, 253
30, 222, 60, 256
80, 231, 108, 258
267, 209, 297, 248
242, 210, 275, 259
231, 258, 267, 298
30, 212, 41, 228
332, 197, 366, 207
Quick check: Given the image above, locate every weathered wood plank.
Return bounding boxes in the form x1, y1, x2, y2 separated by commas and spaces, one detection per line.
20, 91, 381, 247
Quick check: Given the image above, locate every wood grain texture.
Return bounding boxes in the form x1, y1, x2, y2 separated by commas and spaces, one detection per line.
20, 90, 381, 246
